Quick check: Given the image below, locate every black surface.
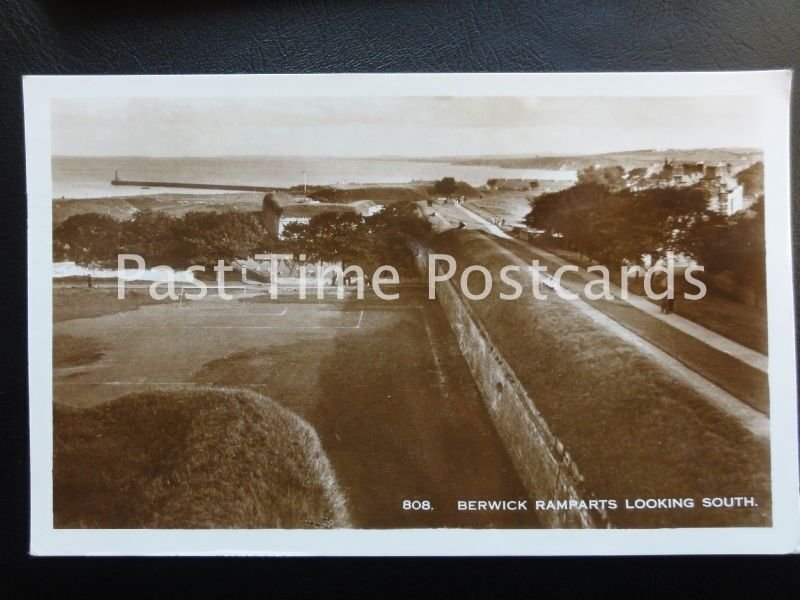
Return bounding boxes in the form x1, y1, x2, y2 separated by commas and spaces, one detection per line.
1, 0, 800, 594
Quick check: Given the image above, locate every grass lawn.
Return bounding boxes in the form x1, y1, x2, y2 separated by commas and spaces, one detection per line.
54, 387, 350, 529
53, 192, 263, 224
307, 185, 427, 204
53, 290, 535, 528
463, 184, 574, 227
54, 334, 105, 368
54, 286, 175, 322
433, 230, 771, 528
500, 239, 769, 412
631, 279, 768, 355
533, 240, 768, 354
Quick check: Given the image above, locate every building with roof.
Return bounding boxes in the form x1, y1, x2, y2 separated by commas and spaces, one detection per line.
261, 193, 382, 239
707, 183, 745, 216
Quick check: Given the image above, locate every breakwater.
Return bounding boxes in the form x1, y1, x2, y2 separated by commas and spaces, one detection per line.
111, 179, 275, 193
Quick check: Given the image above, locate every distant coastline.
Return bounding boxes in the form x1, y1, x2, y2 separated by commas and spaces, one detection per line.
52, 149, 764, 201
440, 147, 763, 170
52, 155, 576, 200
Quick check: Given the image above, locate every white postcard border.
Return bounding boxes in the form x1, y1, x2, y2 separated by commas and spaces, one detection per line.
25, 71, 799, 556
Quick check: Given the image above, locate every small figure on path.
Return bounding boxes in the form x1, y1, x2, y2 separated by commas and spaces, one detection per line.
87, 274, 93, 289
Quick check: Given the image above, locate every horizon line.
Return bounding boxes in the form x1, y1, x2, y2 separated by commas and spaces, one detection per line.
51, 146, 764, 161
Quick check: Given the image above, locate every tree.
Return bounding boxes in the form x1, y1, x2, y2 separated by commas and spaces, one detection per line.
54, 213, 122, 266
284, 212, 365, 266
169, 211, 268, 267
526, 183, 610, 256
433, 177, 457, 197
736, 161, 764, 197
630, 186, 708, 262
577, 165, 626, 191
54, 209, 272, 269
525, 183, 709, 266
118, 209, 177, 264
690, 196, 766, 306
280, 202, 431, 279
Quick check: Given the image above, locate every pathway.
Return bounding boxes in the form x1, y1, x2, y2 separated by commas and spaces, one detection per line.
427, 200, 771, 427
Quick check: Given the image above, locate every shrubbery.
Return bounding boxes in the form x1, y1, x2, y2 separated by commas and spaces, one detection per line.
525, 182, 766, 300
54, 201, 433, 278
54, 209, 271, 268
281, 201, 432, 278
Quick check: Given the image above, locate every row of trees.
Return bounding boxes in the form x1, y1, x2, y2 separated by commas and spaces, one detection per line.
736, 161, 764, 196
525, 182, 765, 301
688, 198, 766, 298
54, 202, 433, 277
54, 210, 272, 269
526, 184, 709, 267
281, 202, 432, 278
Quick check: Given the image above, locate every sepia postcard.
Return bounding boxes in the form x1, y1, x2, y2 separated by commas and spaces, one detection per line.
24, 72, 799, 555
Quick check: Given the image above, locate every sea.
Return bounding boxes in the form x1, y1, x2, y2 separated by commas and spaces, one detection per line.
52, 156, 576, 199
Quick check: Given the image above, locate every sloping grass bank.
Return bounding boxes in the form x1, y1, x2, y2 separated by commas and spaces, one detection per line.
531, 238, 768, 354
432, 230, 770, 528
54, 334, 105, 368
306, 185, 426, 204
54, 287, 175, 322
54, 388, 350, 529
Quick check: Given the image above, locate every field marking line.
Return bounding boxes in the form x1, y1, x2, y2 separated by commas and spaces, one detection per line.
173, 308, 289, 316
111, 309, 363, 330
113, 308, 289, 318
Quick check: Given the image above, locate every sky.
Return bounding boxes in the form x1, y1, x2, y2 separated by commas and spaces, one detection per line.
51, 96, 763, 158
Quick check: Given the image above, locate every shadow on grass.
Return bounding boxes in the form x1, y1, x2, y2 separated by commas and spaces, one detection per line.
54, 334, 105, 368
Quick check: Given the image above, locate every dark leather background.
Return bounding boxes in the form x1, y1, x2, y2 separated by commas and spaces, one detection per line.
1, 0, 799, 592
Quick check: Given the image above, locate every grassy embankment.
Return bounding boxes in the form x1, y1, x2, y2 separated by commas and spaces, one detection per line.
432, 230, 771, 528
54, 286, 176, 323
306, 182, 482, 204
529, 240, 768, 354
304, 185, 427, 204
211, 290, 536, 528
54, 388, 350, 528
53, 192, 263, 224
54, 334, 105, 368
